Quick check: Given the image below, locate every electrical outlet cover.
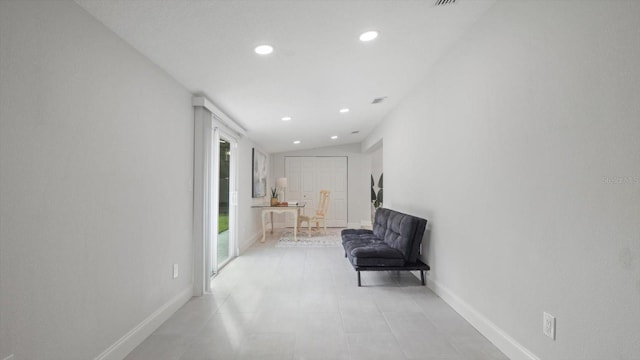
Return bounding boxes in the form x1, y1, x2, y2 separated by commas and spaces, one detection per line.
543, 312, 556, 340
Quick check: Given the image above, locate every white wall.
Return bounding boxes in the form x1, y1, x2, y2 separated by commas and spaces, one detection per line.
364, 1, 640, 359
271, 143, 370, 228
0, 1, 194, 359
239, 140, 268, 252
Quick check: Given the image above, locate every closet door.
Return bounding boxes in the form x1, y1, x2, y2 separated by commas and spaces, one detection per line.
285, 156, 347, 227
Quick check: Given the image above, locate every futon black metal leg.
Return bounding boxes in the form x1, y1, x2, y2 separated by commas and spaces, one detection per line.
357, 271, 361, 287
420, 270, 425, 285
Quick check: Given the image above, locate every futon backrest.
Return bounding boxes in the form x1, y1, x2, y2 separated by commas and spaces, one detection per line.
372, 208, 390, 238
373, 208, 427, 263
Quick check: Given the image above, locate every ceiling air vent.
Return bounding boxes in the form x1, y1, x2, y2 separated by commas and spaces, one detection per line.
371, 96, 387, 104
435, 0, 455, 5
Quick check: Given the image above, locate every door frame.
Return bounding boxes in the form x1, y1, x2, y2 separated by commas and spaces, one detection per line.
193, 98, 242, 296
284, 156, 348, 228
207, 130, 237, 283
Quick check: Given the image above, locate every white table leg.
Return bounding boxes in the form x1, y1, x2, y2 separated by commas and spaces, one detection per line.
293, 211, 298, 241
270, 212, 274, 234
261, 210, 267, 242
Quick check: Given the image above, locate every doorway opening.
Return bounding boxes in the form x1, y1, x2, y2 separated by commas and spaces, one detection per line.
215, 138, 233, 271
205, 130, 237, 292
193, 99, 243, 296
284, 156, 348, 228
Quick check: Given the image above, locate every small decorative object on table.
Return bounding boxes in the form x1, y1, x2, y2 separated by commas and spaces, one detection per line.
270, 187, 279, 206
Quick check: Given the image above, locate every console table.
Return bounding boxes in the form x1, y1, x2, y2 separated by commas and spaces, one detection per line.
252, 205, 305, 242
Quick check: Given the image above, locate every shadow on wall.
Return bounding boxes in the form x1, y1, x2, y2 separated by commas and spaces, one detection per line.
421, 225, 432, 265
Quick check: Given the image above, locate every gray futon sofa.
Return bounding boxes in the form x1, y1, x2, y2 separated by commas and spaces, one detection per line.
341, 208, 429, 286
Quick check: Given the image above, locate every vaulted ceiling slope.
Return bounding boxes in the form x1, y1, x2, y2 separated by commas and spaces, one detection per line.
75, 0, 495, 153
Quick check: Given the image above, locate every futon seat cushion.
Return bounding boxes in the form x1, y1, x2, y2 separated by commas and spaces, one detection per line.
341, 229, 373, 244
347, 242, 405, 267
341, 228, 372, 236
342, 231, 404, 266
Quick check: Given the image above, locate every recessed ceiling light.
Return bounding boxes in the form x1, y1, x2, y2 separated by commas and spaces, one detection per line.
359, 30, 379, 42
254, 44, 274, 55
281, 116, 292, 121
339, 108, 350, 113
330, 135, 338, 140
293, 140, 301, 144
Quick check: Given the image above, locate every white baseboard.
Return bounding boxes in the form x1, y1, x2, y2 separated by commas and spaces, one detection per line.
427, 278, 540, 360
94, 286, 192, 360
238, 230, 262, 255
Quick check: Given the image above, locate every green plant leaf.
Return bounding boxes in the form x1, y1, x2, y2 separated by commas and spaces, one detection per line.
378, 173, 383, 188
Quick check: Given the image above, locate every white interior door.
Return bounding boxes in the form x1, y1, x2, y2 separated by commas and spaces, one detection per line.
285, 156, 347, 227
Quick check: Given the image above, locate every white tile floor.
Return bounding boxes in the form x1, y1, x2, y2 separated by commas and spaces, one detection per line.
125, 229, 509, 360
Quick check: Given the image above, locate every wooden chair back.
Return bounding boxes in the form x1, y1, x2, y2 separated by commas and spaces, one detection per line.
316, 190, 330, 217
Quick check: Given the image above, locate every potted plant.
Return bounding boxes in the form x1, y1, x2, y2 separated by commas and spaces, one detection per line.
270, 187, 279, 206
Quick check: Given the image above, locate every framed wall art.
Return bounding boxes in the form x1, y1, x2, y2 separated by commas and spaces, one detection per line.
252, 148, 267, 198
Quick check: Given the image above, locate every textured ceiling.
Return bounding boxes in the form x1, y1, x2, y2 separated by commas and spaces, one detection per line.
75, 0, 495, 153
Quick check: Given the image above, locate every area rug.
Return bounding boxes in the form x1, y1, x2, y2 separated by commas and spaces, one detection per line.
275, 229, 342, 248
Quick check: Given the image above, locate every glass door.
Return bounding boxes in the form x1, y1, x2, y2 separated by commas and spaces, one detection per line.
216, 138, 232, 269
207, 129, 237, 287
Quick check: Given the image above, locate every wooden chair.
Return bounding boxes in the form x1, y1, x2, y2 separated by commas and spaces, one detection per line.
298, 190, 330, 236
